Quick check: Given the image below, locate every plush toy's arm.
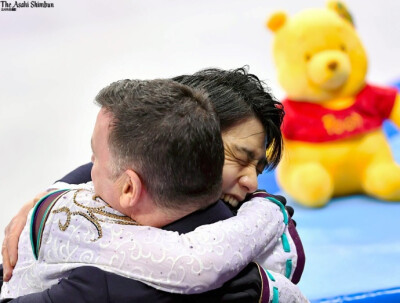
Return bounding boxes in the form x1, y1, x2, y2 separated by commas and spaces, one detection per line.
390, 94, 400, 127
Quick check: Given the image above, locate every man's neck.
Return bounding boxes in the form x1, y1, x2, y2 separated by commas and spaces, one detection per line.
127, 194, 200, 228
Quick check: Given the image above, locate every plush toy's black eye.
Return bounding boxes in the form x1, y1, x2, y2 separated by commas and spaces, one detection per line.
305, 53, 311, 61
340, 44, 347, 52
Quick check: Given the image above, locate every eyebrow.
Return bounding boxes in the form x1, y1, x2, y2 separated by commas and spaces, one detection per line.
238, 146, 255, 160
235, 145, 265, 163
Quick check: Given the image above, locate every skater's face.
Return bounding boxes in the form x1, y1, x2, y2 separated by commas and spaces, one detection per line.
220, 117, 267, 207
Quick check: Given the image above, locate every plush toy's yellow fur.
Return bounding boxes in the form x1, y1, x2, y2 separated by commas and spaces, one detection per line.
267, 1, 400, 207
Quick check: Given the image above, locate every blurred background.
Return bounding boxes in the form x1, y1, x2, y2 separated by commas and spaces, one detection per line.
1, 0, 399, 301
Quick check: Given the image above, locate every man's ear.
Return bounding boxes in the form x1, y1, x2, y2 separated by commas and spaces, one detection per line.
120, 169, 142, 209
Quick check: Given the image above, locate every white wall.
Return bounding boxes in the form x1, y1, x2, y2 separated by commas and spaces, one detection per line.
1, 0, 399, 263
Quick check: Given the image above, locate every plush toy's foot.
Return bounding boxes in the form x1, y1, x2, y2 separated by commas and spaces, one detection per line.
363, 162, 400, 201
284, 163, 333, 207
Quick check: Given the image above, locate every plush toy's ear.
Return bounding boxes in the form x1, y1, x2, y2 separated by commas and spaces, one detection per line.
266, 11, 287, 32
327, 0, 355, 26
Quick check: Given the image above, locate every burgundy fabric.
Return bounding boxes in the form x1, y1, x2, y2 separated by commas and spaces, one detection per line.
257, 264, 270, 303
288, 219, 305, 284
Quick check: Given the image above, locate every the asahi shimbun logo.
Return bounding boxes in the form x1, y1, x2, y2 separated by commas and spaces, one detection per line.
1, 1, 54, 11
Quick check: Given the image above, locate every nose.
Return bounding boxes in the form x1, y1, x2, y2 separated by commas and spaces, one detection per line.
238, 171, 258, 194
327, 61, 338, 71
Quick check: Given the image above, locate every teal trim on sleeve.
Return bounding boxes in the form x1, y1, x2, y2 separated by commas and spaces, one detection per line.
266, 270, 275, 282
30, 189, 68, 260
272, 287, 279, 303
35, 199, 57, 259
285, 259, 293, 279
30, 199, 44, 258
266, 270, 280, 303
281, 233, 291, 252
266, 196, 288, 225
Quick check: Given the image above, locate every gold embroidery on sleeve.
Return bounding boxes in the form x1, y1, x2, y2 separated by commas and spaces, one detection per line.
52, 189, 138, 241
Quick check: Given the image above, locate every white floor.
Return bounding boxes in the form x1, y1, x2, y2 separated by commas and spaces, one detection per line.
1, 0, 399, 296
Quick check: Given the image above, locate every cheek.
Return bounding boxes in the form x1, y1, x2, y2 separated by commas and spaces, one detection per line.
221, 164, 237, 192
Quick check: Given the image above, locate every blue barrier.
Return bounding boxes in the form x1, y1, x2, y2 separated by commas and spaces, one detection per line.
312, 287, 400, 303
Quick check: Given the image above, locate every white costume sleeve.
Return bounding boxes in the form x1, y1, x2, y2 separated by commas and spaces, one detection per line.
258, 266, 309, 303
3, 186, 290, 297
248, 192, 306, 284
50, 182, 306, 283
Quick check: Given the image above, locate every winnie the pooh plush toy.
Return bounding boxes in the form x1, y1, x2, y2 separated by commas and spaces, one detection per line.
266, 1, 400, 207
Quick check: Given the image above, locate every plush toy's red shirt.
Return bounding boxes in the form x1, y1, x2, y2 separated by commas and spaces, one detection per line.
282, 84, 397, 143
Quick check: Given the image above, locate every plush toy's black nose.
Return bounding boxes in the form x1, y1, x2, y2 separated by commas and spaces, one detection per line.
328, 61, 338, 71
